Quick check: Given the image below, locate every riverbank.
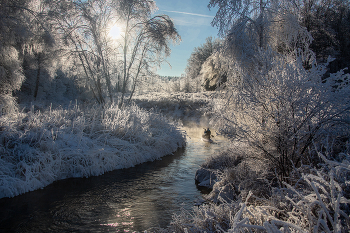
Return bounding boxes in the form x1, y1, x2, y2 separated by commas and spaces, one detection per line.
170, 147, 350, 232
0, 103, 185, 199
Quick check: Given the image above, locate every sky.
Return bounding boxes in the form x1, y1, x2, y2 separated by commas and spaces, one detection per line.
153, 0, 219, 77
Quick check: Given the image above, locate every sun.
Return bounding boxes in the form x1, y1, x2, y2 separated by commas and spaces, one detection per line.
109, 25, 122, 39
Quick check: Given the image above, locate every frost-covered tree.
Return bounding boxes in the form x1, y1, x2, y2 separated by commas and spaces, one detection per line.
300, 0, 350, 72
213, 50, 350, 182
0, 47, 25, 114
45, 0, 116, 104
45, 0, 179, 106
209, 0, 350, 71
209, 0, 350, 182
0, 0, 33, 112
185, 36, 221, 80
209, 0, 314, 67
115, 0, 180, 107
79, 0, 115, 103
0, 0, 78, 106
40, 0, 122, 104
19, 1, 60, 102
209, 0, 283, 48
199, 53, 227, 91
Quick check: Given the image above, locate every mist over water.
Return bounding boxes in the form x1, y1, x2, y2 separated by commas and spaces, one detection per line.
0, 123, 229, 232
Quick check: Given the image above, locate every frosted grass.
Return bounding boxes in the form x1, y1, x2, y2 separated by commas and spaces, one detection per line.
0, 103, 185, 198
170, 149, 350, 232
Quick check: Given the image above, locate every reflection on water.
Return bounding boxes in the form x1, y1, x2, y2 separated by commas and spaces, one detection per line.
0, 124, 229, 232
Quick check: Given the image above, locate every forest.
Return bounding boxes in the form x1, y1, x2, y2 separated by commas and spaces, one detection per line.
1, 0, 350, 232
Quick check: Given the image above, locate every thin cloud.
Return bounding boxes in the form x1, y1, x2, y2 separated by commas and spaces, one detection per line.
161, 10, 213, 18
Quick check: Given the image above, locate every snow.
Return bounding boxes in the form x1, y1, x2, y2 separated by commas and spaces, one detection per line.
0, 103, 186, 198
195, 167, 217, 189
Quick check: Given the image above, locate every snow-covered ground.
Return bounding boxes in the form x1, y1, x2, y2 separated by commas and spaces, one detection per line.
0, 103, 185, 198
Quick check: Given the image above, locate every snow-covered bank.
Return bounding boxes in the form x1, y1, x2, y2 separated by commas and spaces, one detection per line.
0, 103, 185, 199
195, 148, 245, 192
132, 92, 220, 123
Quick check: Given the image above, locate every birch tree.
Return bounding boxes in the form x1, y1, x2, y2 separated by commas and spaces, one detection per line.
115, 0, 180, 107
46, 0, 179, 106
43, 0, 117, 104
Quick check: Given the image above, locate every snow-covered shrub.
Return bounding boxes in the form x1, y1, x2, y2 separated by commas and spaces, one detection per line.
230, 152, 350, 232
167, 152, 350, 233
0, 103, 185, 198
196, 148, 271, 204
278, 155, 350, 232
201, 148, 243, 170
195, 148, 245, 191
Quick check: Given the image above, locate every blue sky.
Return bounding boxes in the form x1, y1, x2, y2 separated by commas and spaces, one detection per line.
154, 0, 219, 77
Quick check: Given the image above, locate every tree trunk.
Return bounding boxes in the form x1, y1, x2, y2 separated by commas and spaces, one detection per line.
34, 53, 41, 101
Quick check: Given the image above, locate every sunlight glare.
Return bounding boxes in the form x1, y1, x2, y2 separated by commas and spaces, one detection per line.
109, 25, 121, 39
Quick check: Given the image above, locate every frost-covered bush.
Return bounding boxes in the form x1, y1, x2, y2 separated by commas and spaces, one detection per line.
208, 0, 350, 183
212, 48, 350, 182
196, 148, 271, 204
171, 201, 239, 233
201, 148, 244, 170
195, 148, 245, 192
137, 75, 203, 94
196, 149, 242, 191
168, 152, 350, 233
0, 103, 185, 198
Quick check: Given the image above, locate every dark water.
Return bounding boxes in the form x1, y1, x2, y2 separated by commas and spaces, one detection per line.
0, 126, 229, 232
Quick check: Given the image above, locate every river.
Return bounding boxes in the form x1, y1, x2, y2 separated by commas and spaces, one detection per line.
0, 124, 229, 232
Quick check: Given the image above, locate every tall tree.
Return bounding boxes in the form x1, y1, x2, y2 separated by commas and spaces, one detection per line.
22, 1, 59, 101
185, 36, 221, 80
114, 0, 180, 107
46, 0, 179, 106
208, 0, 313, 65
0, 0, 33, 112
299, 0, 350, 72
44, 0, 115, 104
80, 0, 115, 103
